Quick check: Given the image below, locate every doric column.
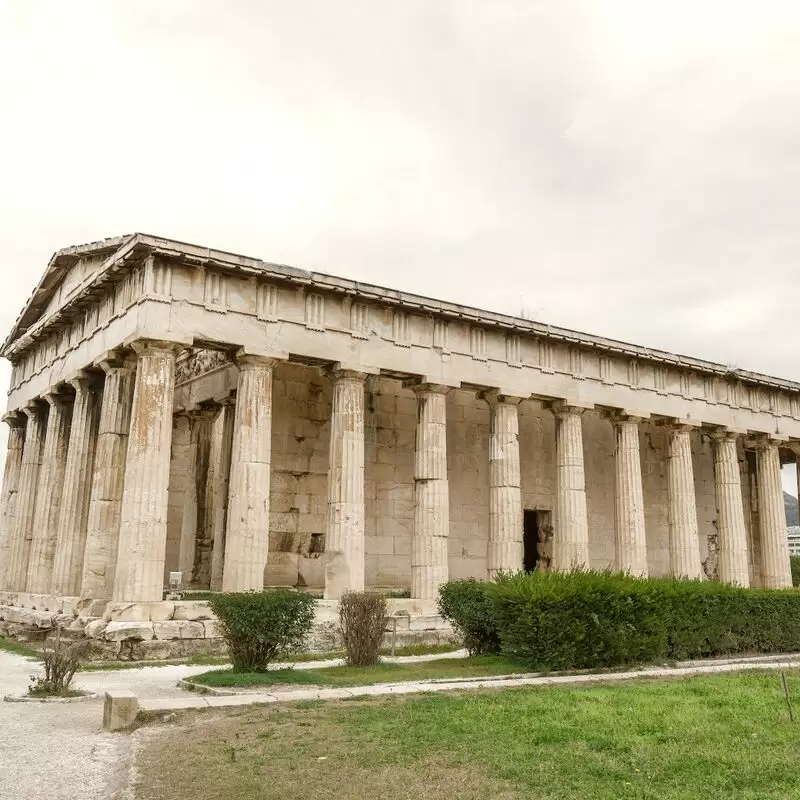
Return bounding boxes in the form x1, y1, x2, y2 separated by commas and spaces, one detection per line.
711, 431, 750, 586
210, 399, 235, 592
755, 440, 791, 588
324, 369, 367, 599
81, 354, 136, 599
177, 408, 216, 588
222, 354, 279, 592
112, 341, 178, 602
666, 424, 703, 579
0, 413, 26, 590
552, 404, 589, 571
51, 373, 101, 596
7, 403, 46, 591
611, 414, 648, 577
26, 391, 73, 594
411, 383, 450, 599
484, 392, 523, 576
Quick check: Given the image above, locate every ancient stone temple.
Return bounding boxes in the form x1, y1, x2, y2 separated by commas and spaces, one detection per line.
0, 234, 795, 654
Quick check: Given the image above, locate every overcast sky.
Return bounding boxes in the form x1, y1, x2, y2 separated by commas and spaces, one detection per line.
1, 1, 799, 490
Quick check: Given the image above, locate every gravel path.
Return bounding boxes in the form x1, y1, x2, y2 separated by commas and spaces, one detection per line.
0, 654, 217, 800
0, 648, 468, 800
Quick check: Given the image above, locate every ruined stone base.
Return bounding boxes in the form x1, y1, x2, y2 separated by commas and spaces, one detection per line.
0, 591, 454, 661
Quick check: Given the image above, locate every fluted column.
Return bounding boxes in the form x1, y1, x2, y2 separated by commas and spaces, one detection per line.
113, 341, 178, 602
26, 391, 73, 594
756, 440, 791, 588
324, 369, 366, 598
222, 354, 279, 592
667, 424, 703, 579
7, 403, 46, 591
612, 415, 648, 577
178, 408, 216, 588
0, 413, 26, 590
552, 405, 589, 571
81, 354, 136, 599
411, 383, 450, 599
51, 373, 101, 596
712, 431, 750, 586
485, 392, 523, 576
210, 399, 235, 592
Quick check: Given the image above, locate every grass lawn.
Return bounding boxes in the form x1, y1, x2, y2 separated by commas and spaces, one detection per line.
136, 671, 800, 800
0, 637, 40, 659
190, 653, 522, 689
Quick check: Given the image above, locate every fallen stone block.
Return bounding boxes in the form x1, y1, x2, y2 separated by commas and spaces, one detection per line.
84, 619, 108, 638
103, 690, 138, 731
172, 601, 214, 621
104, 621, 155, 642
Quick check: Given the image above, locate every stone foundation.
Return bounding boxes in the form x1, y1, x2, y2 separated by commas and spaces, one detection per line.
0, 591, 454, 660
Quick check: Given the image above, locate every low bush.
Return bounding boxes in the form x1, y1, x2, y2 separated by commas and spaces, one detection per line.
28, 627, 80, 697
486, 570, 800, 671
438, 579, 500, 655
339, 591, 388, 666
791, 556, 800, 587
208, 590, 316, 672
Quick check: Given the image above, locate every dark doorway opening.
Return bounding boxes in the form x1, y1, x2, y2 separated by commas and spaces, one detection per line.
523, 509, 551, 573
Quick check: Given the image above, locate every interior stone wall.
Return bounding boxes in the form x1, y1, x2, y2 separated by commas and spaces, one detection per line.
165, 362, 724, 590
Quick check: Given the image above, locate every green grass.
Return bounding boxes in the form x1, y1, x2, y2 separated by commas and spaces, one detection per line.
0, 637, 40, 659
136, 671, 800, 800
191, 654, 524, 689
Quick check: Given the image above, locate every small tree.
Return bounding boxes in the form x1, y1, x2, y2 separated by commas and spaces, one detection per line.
28, 626, 81, 697
209, 590, 316, 672
339, 591, 388, 666
438, 579, 500, 656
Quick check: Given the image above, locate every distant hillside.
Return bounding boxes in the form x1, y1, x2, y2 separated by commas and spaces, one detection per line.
786, 492, 799, 526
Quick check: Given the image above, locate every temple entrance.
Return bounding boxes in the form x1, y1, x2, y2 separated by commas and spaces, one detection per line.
523, 509, 551, 573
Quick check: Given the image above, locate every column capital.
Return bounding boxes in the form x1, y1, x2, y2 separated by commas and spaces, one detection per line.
606, 409, 648, 426
708, 427, 746, 443
405, 381, 453, 396
745, 434, 784, 450
130, 338, 185, 357
2, 410, 25, 428
68, 369, 102, 394
480, 390, 523, 407
233, 348, 284, 370
662, 417, 701, 433
95, 349, 137, 374
21, 400, 44, 420
324, 367, 369, 383
41, 388, 73, 408
547, 399, 592, 418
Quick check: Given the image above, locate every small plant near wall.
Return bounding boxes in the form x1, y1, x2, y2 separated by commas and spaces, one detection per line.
27, 627, 81, 698
339, 591, 388, 666
208, 590, 316, 672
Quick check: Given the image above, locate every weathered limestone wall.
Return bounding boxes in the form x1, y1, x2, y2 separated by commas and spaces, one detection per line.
167, 361, 720, 589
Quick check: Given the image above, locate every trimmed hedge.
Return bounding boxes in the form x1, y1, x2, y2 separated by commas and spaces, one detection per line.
208, 590, 316, 671
438, 571, 800, 672
791, 556, 800, 587
437, 579, 500, 655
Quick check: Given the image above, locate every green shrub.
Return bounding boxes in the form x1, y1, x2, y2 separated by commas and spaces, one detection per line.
28, 626, 81, 697
791, 556, 800, 587
338, 591, 388, 666
487, 570, 800, 671
438, 579, 500, 655
208, 590, 316, 672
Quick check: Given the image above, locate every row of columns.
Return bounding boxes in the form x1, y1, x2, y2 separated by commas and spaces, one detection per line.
0, 344, 794, 603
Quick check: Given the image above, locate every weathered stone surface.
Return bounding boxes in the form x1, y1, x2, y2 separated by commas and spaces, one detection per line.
667, 425, 703, 579
103, 621, 154, 641
84, 619, 108, 638
152, 619, 208, 640
222, 354, 278, 592
756, 441, 792, 588
324, 369, 366, 598
172, 601, 214, 621
552, 405, 589, 570
149, 601, 176, 621
104, 602, 154, 622
113, 341, 178, 602
411, 384, 450, 599
27, 393, 72, 594
712, 431, 750, 586
0, 416, 25, 591
612, 415, 648, 577
103, 690, 138, 731
152, 621, 181, 640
